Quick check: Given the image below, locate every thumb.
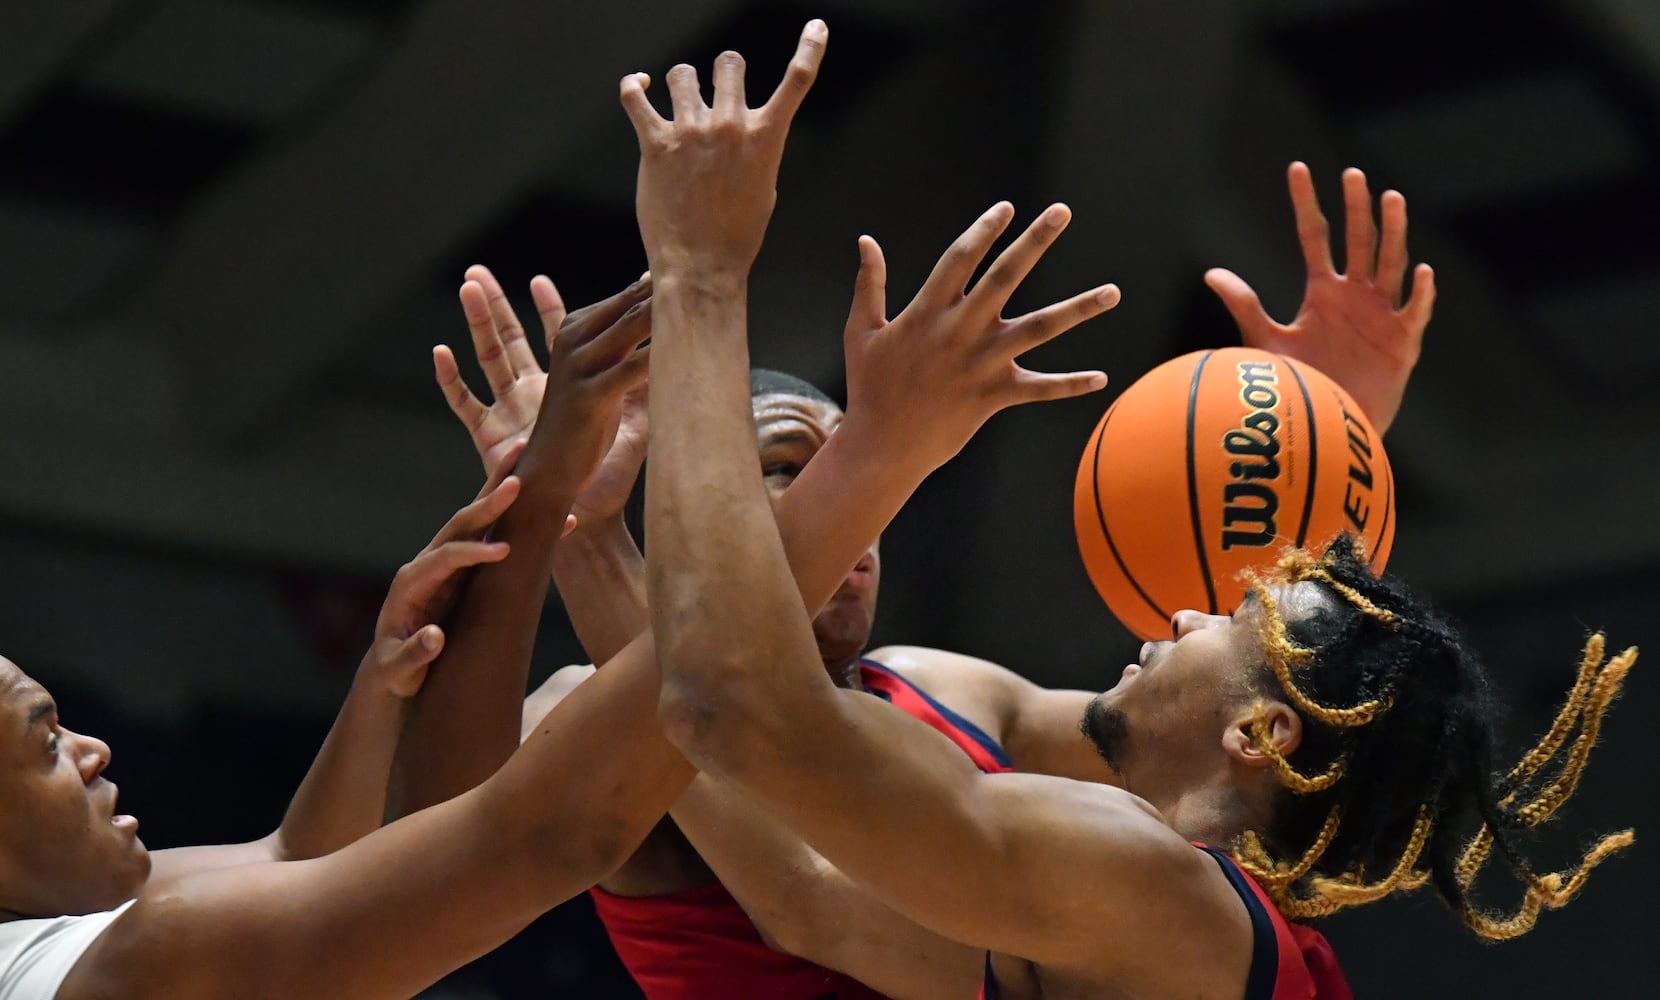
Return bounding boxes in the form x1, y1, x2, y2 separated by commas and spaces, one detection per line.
845, 235, 888, 335
1203, 268, 1274, 342
381, 625, 444, 698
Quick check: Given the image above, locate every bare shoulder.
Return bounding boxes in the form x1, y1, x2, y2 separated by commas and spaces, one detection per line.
865, 644, 1033, 704
60, 882, 242, 999
866, 645, 1052, 750
522, 664, 598, 741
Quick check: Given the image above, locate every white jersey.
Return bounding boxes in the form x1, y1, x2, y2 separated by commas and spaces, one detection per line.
0, 901, 133, 998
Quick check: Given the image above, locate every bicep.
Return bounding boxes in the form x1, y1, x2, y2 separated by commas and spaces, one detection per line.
705, 690, 1213, 970
66, 796, 564, 1000
143, 837, 279, 886
1003, 685, 1122, 786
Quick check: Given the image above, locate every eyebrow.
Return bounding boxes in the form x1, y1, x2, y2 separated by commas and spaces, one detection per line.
25, 699, 56, 729
759, 429, 818, 449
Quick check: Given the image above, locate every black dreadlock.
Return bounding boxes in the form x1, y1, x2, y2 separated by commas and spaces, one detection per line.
1232, 535, 1634, 940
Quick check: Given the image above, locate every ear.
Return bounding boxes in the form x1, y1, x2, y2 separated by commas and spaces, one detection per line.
1222, 700, 1303, 770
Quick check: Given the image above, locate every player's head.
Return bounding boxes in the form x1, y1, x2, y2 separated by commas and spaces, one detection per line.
1082, 535, 1632, 939
751, 369, 880, 680
0, 656, 150, 918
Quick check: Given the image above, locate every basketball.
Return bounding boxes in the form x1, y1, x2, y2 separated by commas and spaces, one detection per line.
1074, 347, 1396, 641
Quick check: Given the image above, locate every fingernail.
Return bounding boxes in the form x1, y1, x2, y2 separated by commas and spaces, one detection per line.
421, 628, 441, 651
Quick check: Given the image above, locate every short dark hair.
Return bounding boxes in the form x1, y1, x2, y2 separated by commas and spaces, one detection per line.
1234, 535, 1634, 940
750, 369, 835, 406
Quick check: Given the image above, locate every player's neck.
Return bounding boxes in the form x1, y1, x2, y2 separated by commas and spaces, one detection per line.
1143, 773, 1265, 848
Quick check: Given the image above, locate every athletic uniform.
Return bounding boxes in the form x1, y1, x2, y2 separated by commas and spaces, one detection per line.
595, 658, 1014, 1000
0, 901, 133, 998
977, 847, 1351, 999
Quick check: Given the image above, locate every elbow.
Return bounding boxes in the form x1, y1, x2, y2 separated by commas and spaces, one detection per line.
749, 898, 820, 960
656, 672, 724, 765
656, 652, 761, 773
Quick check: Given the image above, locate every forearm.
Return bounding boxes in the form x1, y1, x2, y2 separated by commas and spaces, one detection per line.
551, 517, 648, 665
391, 477, 573, 815
646, 278, 811, 684
276, 666, 411, 860
90, 654, 693, 1000
670, 775, 981, 1000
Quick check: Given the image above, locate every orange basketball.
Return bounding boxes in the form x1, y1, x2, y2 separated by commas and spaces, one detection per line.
1074, 348, 1396, 641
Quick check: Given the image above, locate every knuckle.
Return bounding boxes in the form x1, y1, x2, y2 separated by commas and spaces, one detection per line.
980, 263, 1014, 289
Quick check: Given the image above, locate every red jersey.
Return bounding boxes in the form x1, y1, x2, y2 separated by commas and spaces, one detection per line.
594, 658, 1014, 999
977, 846, 1351, 999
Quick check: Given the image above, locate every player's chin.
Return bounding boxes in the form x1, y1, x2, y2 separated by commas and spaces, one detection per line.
813, 604, 874, 666
111, 835, 152, 893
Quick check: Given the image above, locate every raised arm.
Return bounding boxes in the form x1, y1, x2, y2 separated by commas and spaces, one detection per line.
626, 14, 1202, 980
146, 471, 525, 882
390, 272, 652, 813
63, 273, 678, 999
1205, 161, 1436, 434
433, 264, 652, 665
650, 207, 1254, 988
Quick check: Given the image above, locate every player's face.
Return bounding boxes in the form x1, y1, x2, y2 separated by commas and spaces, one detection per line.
0, 656, 149, 918
1083, 583, 1326, 781
754, 392, 881, 674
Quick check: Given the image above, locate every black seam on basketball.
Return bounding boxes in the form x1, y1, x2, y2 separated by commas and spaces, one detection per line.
1375, 447, 1394, 569
1092, 404, 1172, 627
1287, 361, 1318, 548
1186, 351, 1218, 615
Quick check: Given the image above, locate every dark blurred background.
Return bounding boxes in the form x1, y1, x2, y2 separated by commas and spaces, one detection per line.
2, 0, 1657, 996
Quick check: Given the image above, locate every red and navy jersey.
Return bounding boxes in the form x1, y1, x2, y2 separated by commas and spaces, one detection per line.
858, 659, 1015, 774
593, 657, 1012, 999
977, 847, 1351, 999
591, 882, 888, 1000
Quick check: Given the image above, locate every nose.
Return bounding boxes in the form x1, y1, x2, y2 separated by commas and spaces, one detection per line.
1170, 609, 1226, 640
66, 729, 111, 784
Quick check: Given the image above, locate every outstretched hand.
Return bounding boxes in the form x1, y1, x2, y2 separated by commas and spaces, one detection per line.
619, 19, 828, 280
1205, 162, 1435, 434
524, 272, 653, 500
841, 202, 1118, 475
434, 266, 653, 519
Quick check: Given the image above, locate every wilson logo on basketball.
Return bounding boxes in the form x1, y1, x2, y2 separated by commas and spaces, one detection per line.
1220, 360, 1283, 551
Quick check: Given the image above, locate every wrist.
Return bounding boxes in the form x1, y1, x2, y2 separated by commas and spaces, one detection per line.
353, 654, 417, 702
831, 411, 939, 485
554, 515, 636, 566
561, 510, 632, 542
649, 269, 750, 300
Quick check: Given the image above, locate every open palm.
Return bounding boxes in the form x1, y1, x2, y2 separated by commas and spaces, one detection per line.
434, 265, 653, 524
1205, 162, 1435, 434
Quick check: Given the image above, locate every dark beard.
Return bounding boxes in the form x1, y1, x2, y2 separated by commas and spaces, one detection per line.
1081, 698, 1131, 773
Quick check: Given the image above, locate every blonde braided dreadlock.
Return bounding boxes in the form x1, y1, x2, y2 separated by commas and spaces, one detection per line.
1228, 536, 1634, 940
